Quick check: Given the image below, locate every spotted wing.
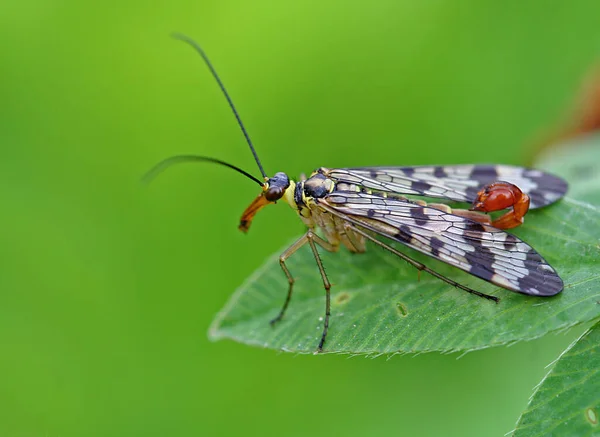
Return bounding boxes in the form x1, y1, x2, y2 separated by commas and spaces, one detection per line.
321, 191, 563, 296
326, 165, 567, 209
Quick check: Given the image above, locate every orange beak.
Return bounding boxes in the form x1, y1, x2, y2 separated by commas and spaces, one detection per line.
239, 194, 272, 233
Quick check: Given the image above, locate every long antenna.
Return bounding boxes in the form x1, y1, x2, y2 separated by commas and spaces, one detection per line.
142, 155, 264, 186
172, 33, 267, 180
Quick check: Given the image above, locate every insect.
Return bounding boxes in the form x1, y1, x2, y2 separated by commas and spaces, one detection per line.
145, 34, 568, 352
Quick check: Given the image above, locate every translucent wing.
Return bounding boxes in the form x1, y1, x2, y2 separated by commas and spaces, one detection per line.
325, 165, 568, 209
320, 191, 563, 296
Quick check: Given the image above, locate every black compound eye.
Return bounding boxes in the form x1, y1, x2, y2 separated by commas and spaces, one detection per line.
265, 186, 285, 202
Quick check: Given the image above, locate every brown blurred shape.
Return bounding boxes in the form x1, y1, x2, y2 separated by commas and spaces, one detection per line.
529, 63, 600, 163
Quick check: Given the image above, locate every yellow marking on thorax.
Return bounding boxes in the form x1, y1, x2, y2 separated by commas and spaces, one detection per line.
282, 180, 297, 210
301, 190, 317, 218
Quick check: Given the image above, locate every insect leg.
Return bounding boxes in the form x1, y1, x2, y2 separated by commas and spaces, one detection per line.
271, 230, 337, 352
270, 233, 310, 326
343, 223, 499, 303
305, 231, 335, 352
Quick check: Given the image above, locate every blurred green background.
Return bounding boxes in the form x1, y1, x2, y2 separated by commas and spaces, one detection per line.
2, 1, 600, 436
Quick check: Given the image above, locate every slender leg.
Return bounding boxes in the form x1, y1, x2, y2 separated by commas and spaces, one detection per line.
338, 220, 366, 253
270, 234, 309, 326
271, 230, 337, 352
306, 232, 334, 352
343, 223, 499, 302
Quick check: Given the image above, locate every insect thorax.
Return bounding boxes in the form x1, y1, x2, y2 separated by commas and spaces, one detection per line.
282, 172, 334, 218
278, 171, 366, 252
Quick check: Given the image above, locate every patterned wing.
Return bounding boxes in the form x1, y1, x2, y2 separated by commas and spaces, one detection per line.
321, 191, 563, 296
326, 165, 568, 209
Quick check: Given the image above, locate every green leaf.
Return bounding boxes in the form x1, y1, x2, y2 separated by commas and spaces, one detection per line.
512, 321, 600, 436
536, 132, 600, 205
210, 140, 600, 354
